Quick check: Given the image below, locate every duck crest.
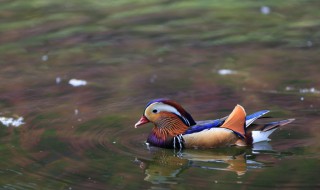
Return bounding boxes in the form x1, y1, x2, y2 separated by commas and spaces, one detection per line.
161, 99, 196, 126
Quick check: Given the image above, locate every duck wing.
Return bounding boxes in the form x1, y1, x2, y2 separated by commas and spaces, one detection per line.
184, 108, 270, 136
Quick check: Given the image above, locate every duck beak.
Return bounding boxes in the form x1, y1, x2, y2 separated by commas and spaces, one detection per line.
135, 115, 150, 128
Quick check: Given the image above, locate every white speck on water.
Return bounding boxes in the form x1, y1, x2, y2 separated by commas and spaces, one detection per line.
69, 79, 87, 87
307, 41, 313, 47
0, 116, 25, 127
300, 97, 304, 101
218, 69, 237, 75
260, 6, 270, 15
300, 87, 319, 94
56, 77, 61, 84
214, 180, 218, 184
42, 55, 48, 61
113, 141, 116, 144
285, 86, 294, 91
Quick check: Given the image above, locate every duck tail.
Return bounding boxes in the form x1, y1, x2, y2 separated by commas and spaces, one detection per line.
252, 119, 295, 143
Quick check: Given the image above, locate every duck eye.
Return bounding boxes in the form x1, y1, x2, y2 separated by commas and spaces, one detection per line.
152, 109, 158, 113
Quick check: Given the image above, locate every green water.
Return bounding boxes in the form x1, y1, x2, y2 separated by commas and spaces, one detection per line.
0, 0, 319, 189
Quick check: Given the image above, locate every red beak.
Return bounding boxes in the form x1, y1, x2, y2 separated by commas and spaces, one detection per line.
134, 115, 150, 128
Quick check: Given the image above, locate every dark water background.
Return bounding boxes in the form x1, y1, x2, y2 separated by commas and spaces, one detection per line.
0, 0, 319, 189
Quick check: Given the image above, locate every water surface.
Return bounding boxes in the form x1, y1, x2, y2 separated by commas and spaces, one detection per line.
0, 0, 320, 189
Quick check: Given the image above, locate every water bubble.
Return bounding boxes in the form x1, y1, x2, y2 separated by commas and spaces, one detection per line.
285, 86, 294, 91
42, 55, 48, 61
56, 77, 61, 84
260, 6, 270, 15
217, 69, 237, 75
69, 79, 87, 87
0, 116, 25, 127
299, 87, 319, 94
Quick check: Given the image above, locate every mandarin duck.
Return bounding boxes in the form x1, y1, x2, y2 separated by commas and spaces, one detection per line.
135, 99, 294, 149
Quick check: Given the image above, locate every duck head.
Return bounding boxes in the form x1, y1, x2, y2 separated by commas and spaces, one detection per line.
135, 99, 196, 128
135, 99, 196, 145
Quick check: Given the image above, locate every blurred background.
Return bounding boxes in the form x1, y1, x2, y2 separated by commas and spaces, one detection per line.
0, 0, 319, 189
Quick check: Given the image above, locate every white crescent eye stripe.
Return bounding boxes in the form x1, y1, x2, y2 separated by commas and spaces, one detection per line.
144, 102, 192, 127
145, 102, 182, 117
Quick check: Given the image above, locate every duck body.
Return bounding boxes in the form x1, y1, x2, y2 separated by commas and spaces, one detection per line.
135, 99, 294, 149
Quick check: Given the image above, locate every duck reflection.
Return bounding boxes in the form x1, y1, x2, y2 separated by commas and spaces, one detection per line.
136, 142, 274, 184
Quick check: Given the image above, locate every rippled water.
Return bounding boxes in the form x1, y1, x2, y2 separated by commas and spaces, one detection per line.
0, 0, 320, 189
